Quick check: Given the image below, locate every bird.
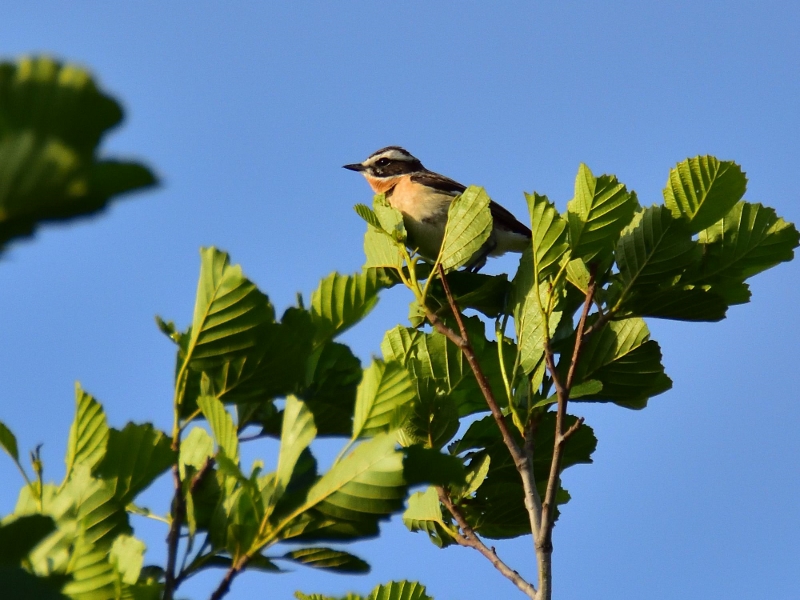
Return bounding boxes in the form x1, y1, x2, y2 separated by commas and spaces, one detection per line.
344, 146, 531, 271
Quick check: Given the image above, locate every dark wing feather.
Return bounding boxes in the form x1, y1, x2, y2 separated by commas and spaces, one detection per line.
490, 201, 532, 237
410, 171, 467, 196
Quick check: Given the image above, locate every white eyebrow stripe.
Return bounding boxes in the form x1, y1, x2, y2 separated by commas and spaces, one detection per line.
364, 147, 417, 165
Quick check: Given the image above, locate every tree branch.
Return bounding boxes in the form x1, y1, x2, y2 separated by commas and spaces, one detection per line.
208, 556, 249, 600
163, 464, 185, 600
537, 274, 596, 600
431, 265, 542, 543
437, 487, 537, 599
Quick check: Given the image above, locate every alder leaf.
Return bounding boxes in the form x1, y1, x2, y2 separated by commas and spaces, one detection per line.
663, 155, 747, 233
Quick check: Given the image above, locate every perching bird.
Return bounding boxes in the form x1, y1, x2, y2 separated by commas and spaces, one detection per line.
344, 146, 531, 271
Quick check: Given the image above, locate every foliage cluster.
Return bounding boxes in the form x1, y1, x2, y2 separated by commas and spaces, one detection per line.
0, 56, 797, 600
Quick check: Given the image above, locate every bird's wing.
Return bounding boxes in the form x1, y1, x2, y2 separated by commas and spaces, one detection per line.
410, 171, 467, 196
412, 171, 531, 238
490, 201, 532, 237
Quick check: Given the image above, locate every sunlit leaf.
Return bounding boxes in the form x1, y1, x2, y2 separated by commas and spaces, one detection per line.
310, 270, 381, 340
516, 192, 569, 288
567, 163, 638, 264
663, 155, 747, 233
696, 201, 799, 281
615, 205, 698, 292
402, 487, 456, 548
369, 581, 432, 600
197, 395, 239, 463
108, 534, 145, 585
302, 433, 406, 535
94, 423, 174, 504
187, 247, 274, 372
274, 396, 317, 502
64, 384, 109, 483
514, 280, 562, 375
351, 360, 416, 440
439, 186, 493, 271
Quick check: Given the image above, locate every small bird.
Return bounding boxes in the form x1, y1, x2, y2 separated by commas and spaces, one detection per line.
344, 146, 531, 271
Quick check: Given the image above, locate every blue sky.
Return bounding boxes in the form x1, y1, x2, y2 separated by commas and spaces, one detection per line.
1, 2, 798, 599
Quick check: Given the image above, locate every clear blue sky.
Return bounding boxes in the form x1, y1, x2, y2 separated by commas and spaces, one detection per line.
1, 3, 798, 599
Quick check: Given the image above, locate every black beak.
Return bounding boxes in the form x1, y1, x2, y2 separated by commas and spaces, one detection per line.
343, 163, 366, 172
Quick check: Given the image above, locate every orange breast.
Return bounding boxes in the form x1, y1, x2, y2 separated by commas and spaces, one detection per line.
364, 174, 403, 194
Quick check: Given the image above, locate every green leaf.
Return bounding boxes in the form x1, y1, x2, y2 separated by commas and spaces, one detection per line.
395, 393, 459, 450
295, 592, 362, 600
383, 320, 505, 418
0, 56, 157, 251
373, 194, 406, 241
425, 271, 511, 318
567, 163, 638, 264
0, 420, 19, 462
282, 547, 370, 573
403, 446, 466, 486
520, 192, 569, 282
364, 226, 403, 269
187, 247, 275, 372
179, 428, 217, 537
565, 257, 591, 294
302, 433, 406, 534
402, 487, 456, 548
0, 567, 68, 600
663, 156, 747, 233
354, 203, 381, 229
108, 534, 145, 585
455, 453, 491, 500
363, 196, 405, 268
615, 205, 698, 292
454, 412, 594, 537
439, 186, 493, 271
64, 384, 109, 483
94, 423, 175, 504
0, 515, 56, 565
300, 341, 362, 437
310, 270, 381, 340
197, 395, 239, 463
514, 280, 563, 375
572, 318, 672, 408
369, 580, 433, 600
295, 581, 432, 600
623, 285, 729, 322
351, 360, 416, 440
275, 396, 317, 502
179, 427, 214, 477
61, 537, 117, 600
696, 201, 799, 281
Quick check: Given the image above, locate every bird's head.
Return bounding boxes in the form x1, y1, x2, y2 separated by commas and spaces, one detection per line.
343, 147, 425, 190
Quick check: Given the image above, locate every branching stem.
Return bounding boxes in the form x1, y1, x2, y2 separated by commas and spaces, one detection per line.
427, 265, 543, 563
437, 486, 537, 598
536, 271, 597, 599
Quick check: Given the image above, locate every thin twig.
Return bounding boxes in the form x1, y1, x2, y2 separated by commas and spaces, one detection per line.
437, 487, 537, 599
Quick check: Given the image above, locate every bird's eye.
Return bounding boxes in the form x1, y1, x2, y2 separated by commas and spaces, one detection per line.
375, 158, 390, 167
